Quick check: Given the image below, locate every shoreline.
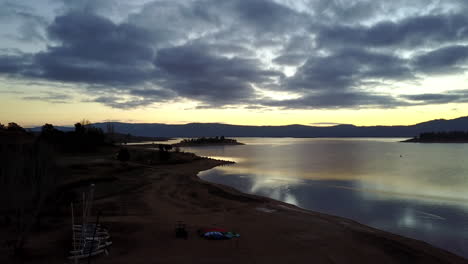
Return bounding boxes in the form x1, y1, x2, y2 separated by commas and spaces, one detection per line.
192, 161, 467, 261
100, 153, 466, 263
3, 148, 467, 263
173, 142, 245, 147
402, 139, 468, 143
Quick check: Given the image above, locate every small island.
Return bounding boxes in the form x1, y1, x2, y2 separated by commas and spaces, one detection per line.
403, 131, 468, 143
173, 136, 244, 147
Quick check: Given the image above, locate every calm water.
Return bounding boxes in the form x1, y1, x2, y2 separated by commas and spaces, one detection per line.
181, 138, 468, 258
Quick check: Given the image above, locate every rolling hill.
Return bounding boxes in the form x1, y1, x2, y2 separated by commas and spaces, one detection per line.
30, 116, 468, 138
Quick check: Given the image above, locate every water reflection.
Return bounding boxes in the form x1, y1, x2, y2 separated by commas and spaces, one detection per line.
185, 138, 468, 258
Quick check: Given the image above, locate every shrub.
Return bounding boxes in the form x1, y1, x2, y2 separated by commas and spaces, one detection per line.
117, 148, 130, 163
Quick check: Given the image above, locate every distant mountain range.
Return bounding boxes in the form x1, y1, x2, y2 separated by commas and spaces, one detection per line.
30, 116, 468, 138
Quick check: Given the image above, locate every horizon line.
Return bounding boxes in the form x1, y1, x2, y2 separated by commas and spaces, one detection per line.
22, 115, 465, 129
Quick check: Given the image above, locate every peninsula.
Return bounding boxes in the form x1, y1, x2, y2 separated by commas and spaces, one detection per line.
403, 131, 468, 143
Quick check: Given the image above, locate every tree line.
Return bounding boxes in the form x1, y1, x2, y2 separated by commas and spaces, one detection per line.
39, 121, 107, 152
179, 136, 237, 144
416, 131, 468, 141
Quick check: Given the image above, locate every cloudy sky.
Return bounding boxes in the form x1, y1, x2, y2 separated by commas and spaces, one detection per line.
1, 0, 468, 126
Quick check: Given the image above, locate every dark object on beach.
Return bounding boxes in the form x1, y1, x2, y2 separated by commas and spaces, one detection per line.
117, 148, 130, 162
198, 228, 240, 240
175, 221, 188, 239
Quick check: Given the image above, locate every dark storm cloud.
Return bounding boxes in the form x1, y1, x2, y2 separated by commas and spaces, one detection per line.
401, 90, 468, 104
273, 35, 314, 66
402, 94, 459, 103
188, 42, 256, 58
1, 0, 468, 110
30, 11, 156, 85
127, 0, 310, 51
231, 0, 309, 35
154, 44, 283, 105
413, 45, 468, 74
47, 12, 154, 64
261, 91, 407, 109
317, 14, 468, 49
273, 54, 307, 66
285, 49, 412, 92
129, 88, 176, 98
91, 96, 157, 109
0, 54, 31, 74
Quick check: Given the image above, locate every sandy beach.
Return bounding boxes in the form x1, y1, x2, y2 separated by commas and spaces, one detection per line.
2, 147, 467, 264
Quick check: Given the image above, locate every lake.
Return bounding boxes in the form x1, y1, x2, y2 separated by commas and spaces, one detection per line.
180, 138, 468, 258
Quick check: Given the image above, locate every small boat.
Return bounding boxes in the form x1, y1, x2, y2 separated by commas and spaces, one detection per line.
69, 184, 112, 261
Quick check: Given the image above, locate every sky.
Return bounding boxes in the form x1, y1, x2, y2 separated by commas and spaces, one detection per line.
1, 0, 468, 127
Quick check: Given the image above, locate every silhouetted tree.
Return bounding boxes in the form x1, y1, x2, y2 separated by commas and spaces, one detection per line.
7, 122, 25, 132
106, 122, 115, 143
41, 123, 55, 133
124, 133, 131, 145
74, 122, 85, 134
39, 124, 65, 146
158, 144, 171, 161
80, 119, 92, 127
164, 145, 172, 151
179, 136, 237, 145
0, 123, 5, 130
68, 121, 106, 152
415, 131, 468, 142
